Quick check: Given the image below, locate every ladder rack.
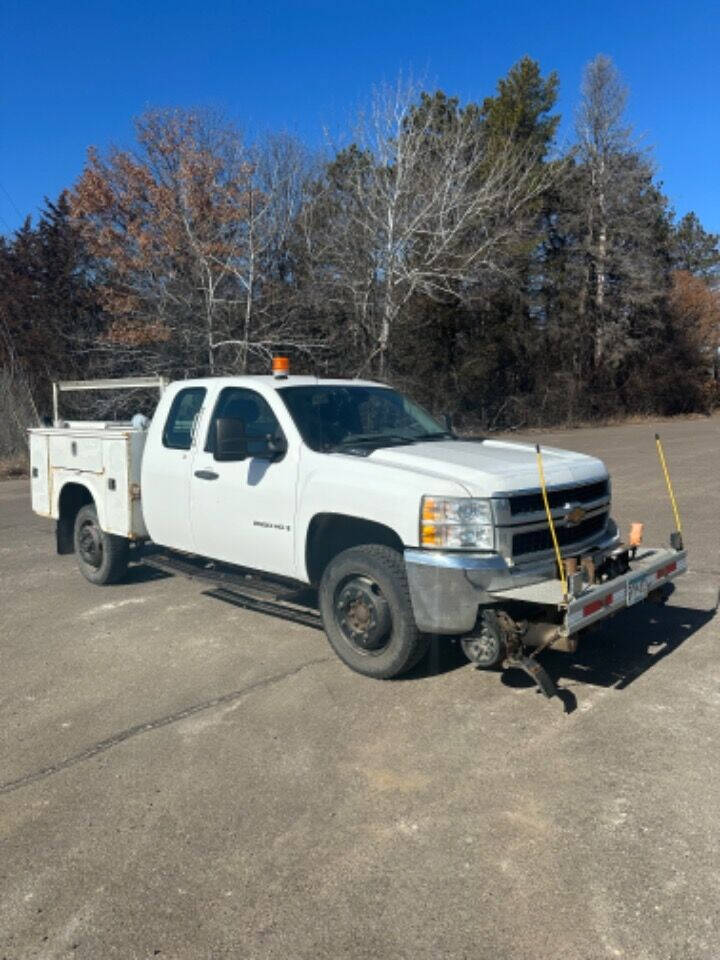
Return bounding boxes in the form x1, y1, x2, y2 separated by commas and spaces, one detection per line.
52, 376, 169, 424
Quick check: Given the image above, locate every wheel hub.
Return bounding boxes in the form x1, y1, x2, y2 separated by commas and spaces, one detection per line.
78, 520, 103, 568
335, 576, 391, 651
461, 611, 505, 667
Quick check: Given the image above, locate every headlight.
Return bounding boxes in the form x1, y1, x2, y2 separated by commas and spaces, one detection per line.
420, 496, 494, 550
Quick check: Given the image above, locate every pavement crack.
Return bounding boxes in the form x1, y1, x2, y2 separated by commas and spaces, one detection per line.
0, 656, 333, 796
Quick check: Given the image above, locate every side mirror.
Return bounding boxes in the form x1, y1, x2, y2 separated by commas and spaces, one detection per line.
214, 417, 248, 461
265, 433, 288, 461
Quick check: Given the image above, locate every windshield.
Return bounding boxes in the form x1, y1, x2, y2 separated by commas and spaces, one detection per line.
278, 385, 449, 453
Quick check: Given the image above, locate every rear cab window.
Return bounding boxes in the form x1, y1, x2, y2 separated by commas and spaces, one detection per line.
162, 387, 207, 450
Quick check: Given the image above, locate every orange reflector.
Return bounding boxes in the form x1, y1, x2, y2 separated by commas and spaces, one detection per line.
422, 498, 438, 522
421, 524, 440, 546
629, 522, 644, 547
272, 356, 290, 377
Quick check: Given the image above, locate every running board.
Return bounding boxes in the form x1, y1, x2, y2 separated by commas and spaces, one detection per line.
205, 586, 323, 630
142, 549, 307, 599
142, 550, 323, 631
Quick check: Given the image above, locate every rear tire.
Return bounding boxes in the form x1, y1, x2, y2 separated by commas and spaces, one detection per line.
319, 545, 428, 679
73, 504, 129, 585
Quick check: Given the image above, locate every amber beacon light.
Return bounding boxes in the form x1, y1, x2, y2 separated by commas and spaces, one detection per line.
272, 356, 290, 378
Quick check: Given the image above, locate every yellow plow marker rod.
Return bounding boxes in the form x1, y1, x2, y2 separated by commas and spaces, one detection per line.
535, 443, 568, 602
655, 433, 683, 534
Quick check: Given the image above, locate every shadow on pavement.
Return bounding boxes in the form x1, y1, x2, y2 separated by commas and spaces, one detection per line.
403, 595, 716, 715
499, 599, 717, 709
123, 561, 172, 585
403, 636, 469, 679
128, 544, 716, 710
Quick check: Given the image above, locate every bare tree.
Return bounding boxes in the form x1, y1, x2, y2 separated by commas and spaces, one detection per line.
0, 314, 40, 462
574, 55, 668, 370
211, 132, 320, 371
577, 55, 628, 320
301, 79, 558, 378
71, 109, 318, 377
71, 110, 240, 373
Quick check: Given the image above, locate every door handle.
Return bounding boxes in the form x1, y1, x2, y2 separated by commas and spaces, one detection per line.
194, 469, 219, 480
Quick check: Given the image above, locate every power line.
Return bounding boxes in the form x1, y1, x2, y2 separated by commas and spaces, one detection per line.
0, 208, 14, 234
0, 181, 23, 219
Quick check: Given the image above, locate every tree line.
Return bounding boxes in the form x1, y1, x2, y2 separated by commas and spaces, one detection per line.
1, 54, 718, 451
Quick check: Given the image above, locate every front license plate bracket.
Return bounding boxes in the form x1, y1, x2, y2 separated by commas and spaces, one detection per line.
626, 573, 649, 606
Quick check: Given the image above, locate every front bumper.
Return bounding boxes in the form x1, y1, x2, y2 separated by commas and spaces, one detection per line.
404, 549, 510, 633
404, 541, 686, 636
562, 547, 687, 635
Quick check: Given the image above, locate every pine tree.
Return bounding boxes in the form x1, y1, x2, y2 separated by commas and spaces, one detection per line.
671, 212, 720, 278
481, 56, 559, 160
0, 193, 102, 407
455, 58, 561, 423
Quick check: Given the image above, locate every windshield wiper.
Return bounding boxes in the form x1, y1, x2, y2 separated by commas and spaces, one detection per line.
411, 431, 455, 441
331, 434, 416, 451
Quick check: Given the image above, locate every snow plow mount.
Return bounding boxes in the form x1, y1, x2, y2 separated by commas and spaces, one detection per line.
485, 544, 687, 700
563, 545, 687, 635
488, 544, 687, 637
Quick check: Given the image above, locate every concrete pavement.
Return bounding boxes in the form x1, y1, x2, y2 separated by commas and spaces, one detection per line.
1, 416, 718, 959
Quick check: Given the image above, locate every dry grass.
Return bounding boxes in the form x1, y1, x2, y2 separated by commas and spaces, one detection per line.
0, 455, 29, 480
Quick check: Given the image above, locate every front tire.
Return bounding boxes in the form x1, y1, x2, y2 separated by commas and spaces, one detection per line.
73, 504, 129, 585
319, 545, 428, 679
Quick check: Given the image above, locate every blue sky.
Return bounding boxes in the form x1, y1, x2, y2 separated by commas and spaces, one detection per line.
1, 0, 719, 236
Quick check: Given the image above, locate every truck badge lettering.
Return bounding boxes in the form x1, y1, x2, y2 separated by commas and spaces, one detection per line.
253, 520, 290, 531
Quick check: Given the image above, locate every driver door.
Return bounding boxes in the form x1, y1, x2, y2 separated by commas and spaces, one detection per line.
189, 386, 299, 577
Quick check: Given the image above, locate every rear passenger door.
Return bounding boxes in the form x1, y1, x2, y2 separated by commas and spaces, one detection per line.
141, 385, 207, 552
189, 387, 299, 577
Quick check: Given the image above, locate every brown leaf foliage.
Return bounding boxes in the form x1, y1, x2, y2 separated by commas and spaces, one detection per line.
70, 109, 261, 352
668, 270, 720, 362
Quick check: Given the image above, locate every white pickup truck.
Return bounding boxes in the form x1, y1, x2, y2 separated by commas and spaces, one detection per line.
29, 368, 687, 696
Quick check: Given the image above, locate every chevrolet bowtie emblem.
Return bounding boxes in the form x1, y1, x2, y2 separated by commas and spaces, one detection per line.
565, 505, 586, 526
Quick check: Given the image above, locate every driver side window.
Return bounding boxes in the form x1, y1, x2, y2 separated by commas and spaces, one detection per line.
204, 387, 284, 458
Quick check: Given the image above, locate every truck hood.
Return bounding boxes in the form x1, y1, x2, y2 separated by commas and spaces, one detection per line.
367, 438, 608, 497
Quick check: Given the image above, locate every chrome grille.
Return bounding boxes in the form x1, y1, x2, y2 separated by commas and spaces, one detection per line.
511, 512, 609, 557
492, 476, 612, 562
508, 479, 609, 516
